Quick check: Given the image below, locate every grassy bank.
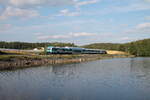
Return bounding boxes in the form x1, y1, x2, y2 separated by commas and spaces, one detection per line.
0, 54, 134, 70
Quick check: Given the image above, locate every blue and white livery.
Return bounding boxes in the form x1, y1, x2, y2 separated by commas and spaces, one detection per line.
46, 46, 107, 54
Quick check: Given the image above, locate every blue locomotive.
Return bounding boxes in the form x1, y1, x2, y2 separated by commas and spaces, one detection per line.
46, 46, 107, 54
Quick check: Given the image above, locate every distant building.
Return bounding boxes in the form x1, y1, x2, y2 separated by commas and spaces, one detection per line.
33, 47, 44, 51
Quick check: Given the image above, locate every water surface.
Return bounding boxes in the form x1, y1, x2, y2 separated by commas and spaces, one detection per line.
0, 57, 150, 100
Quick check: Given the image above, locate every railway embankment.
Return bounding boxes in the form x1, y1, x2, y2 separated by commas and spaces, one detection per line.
0, 54, 134, 70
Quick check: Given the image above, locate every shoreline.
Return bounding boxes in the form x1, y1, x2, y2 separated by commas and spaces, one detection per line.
0, 54, 134, 70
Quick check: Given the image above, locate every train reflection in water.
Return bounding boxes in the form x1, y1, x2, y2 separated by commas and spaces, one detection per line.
46, 46, 107, 54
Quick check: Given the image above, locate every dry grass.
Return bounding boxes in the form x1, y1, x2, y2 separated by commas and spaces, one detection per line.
0, 54, 88, 61
0, 50, 40, 55
106, 50, 129, 55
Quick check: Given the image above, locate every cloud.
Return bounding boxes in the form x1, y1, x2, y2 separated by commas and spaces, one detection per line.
0, 0, 99, 19
125, 22, 150, 34
0, 0, 99, 8
0, 6, 39, 20
109, 3, 150, 13
58, 9, 80, 16
0, 0, 100, 19
0, 0, 76, 7
34, 32, 43, 36
117, 36, 143, 43
136, 23, 150, 29
69, 32, 95, 37
37, 35, 70, 40
57, 0, 100, 17
120, 37, 130, 41
37, 32, 96, 40
76, 0, 99, 6
86, 2, 150, 16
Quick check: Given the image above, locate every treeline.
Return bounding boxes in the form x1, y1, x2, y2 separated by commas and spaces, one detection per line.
123, 39, 150, 56
83, 43, 121, 50
0, 41, 76, 49
83, 38, 150, 56
0, 38, 150, 56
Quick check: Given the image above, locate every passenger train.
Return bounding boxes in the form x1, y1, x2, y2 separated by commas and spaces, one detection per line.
46, 46, 107, 54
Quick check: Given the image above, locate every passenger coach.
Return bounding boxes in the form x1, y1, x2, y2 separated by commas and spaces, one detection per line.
46, 46, 107, 54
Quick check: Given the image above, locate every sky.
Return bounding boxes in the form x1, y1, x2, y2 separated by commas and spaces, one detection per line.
0, 0, 150, 45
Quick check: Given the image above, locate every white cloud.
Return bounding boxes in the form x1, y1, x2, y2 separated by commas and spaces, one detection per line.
69, 32, 95, 37
136, 23, 150, 29
34, 32, 43, 36
37, 35, 70, 40
0, 0, 76, 7
0, 6, 39, 20
109, 3, 150, 13
86, 3, 150, 16
58, 9, 80, 16
0, 0, 100, 19
9, 0, 43, 6
0, 0, 99, 7
120, 37, 130, 41
37, 32, 96, 40
125, 22, 150, 34
76, 0, 99, 6
117, 36, 143, 43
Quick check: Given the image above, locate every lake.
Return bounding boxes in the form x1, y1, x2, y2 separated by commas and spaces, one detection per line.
0, 57, 150, 100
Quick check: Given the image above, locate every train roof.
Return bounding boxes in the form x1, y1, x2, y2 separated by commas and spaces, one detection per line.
66, 47, 85, 50
47, 46, 106, 51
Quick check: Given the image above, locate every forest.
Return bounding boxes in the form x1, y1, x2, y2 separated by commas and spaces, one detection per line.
83, 38, 150, 56
0, 42, 76, 49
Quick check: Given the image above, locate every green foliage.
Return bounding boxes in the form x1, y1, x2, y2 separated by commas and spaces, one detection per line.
83, 38, 150, 56
83, 43, 121, 50
0, 41, 76, 50
124, 39, 150, 56
83, 43, 120, 50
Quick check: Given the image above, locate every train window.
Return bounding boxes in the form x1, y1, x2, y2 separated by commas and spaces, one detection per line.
52, 48, 58, 51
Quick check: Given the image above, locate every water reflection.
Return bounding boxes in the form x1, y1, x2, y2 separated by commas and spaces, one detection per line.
130, 57, 150, 90
130, 58, 150, 78
0, 57, 150, 100
52, 64, 78, 79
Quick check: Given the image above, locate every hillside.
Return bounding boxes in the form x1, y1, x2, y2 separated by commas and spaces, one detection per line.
83, 43, 121, 50
83, 38, 150, 56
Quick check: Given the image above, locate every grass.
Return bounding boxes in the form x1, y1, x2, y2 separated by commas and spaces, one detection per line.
0, 53, 132, 62
106, 50, 129, 55
0, 49, 42, 55
0, 54, 84, 61
0, 54, 98, 60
